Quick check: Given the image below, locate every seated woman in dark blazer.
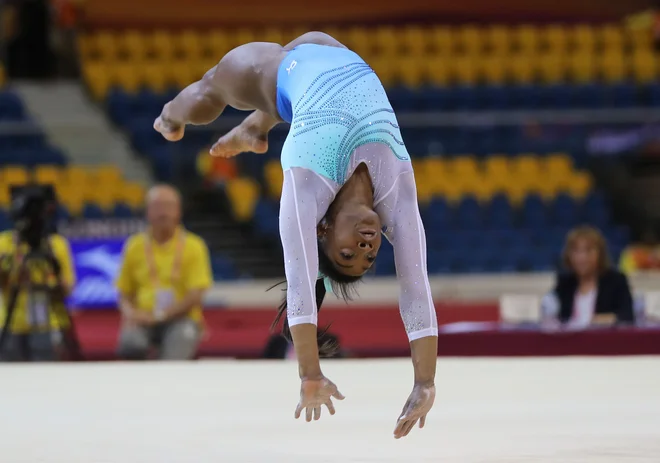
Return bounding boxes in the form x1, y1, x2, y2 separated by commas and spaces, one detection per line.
554, 226, 635, 327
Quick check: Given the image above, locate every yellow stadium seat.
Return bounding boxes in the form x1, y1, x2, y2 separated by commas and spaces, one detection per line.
508, 55, 535, 84
543, 25, 568, 53
147, 30, 175, 61
483, 156, 511, 196
414, 174, 433, 204
368, 57, 395, 86
374, 26, 398, 57
400, 26, 427, 56
481, 55, 507, 84
627, 26, 653, 51
345, 27, 372, 58
84, 182, 118, 210
77, 34, 95, 61
226, 177, 259, 222
570, 24, 596, 52
456, 25, 483, 55
140, 61, 168, 92
94, 165, 123, 186
195, 59, 218, 81
599, 25, 624, 52
111, 61, 141, 93
504, 182, 530, 206
424, 157, 449, 195
57, 185, 85, 216
2, 166, 29, 187
428, 27, 454, 55
537, 52, 566, 84
34, 166, 62, 187
437, 178, 464, 204
425, 58, 451, 86
510, 155, 542, 193
564, 172, 593, 199
231, 28, 258, 49
174, 30, 202, 60
451, 56, 479, 85
599, 51, 627, 83
450, 156, 479, 178
264, 161, 284, 199
118, 182, 146, 209
206, 31, 232, 58
544, 153, 573, 176
395, 56, 425, 87
116, 30, 147, 61
62, 166, 92, 188
0, 184, 9, 208
83, 61, 112, 100
263, 27, 285, 46
472, 176, 499, 202
568, 52, 597, 83
631, 50, 657, 83
514, 25, 540, 54
486, 25, 511, 55
166, 60, 198, 89
94, 31, 118, 61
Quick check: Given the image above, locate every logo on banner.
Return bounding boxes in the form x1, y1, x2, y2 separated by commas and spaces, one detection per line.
69, 238, 126, 308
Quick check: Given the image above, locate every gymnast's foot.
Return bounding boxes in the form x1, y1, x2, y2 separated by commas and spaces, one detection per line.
210, 122, 268, 158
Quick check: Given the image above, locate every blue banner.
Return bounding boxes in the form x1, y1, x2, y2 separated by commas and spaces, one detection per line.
69, 237, 127, 309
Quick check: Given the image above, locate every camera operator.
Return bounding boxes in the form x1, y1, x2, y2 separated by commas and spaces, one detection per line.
0, 185, 76, 362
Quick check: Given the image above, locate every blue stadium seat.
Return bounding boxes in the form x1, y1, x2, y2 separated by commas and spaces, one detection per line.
609, 83, 637, 108
650, 83, 660, 107
82, 203, 105, 219
253, 199, 279, 238
486, 194, 514, 229
423, 198, 452, 230
0, 209, 10, 231
56, 205, 70, 221
553, 193, 580, 227
522, 194, 549, 229
374, 241, 395, 275
211, 255, 237, 280
455, 195, 483, 228
113, 202, 134, 218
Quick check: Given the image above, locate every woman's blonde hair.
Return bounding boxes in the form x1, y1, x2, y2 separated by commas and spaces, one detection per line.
561, 225, 612, 273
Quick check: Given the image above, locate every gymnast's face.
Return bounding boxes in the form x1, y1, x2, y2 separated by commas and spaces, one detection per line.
320, 205, 382, 277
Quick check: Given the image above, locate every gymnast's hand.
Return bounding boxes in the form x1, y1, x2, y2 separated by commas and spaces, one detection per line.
295, 376, 345, 422
154, 110, 185, 142
393, 382, 436, 439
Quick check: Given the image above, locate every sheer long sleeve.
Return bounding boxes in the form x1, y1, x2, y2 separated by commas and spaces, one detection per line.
376, 170, 438, 341
279, 167, 336, 327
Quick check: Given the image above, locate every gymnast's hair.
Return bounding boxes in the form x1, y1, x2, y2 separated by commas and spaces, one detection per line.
270, 241, 361, 357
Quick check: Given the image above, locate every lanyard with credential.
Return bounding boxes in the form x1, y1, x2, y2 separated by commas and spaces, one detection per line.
144, 230, 186, 288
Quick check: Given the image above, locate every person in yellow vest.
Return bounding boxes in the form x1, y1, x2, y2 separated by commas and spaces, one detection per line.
0, 231, 76, 361
116, 184, 212, 360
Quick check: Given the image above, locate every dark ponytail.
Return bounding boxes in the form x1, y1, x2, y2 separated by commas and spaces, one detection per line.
270, 241, 361, 357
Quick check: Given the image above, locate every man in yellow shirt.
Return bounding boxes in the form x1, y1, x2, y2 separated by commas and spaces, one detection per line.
0, 231, 76, 361
116, 184, 212, 360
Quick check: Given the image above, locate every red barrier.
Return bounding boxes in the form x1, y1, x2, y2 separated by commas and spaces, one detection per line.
73, 302, 499, 359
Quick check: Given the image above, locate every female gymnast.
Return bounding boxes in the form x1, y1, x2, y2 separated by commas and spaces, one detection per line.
154, 31, 438, 439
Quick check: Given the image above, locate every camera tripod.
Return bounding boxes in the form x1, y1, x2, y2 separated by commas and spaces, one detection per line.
0, 246, 83, 361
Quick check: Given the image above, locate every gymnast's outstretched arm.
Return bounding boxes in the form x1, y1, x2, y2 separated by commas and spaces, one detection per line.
375, 168, 438, 438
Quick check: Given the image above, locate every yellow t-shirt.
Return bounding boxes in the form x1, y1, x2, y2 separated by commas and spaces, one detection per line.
115, 229, 212, 323
0, 231, 76, 334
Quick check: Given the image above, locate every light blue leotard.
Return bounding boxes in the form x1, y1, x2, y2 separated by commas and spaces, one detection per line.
274, 44, 437, 342
276, 44, 410, 184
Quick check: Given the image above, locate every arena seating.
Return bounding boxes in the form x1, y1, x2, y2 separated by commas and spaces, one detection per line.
74, 24, 652, 274
0, 86, 146, 226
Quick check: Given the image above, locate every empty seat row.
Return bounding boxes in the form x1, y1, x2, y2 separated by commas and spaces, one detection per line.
83, 52, 660, 98
0, 166, 146, 212
79, 24, 655, 64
